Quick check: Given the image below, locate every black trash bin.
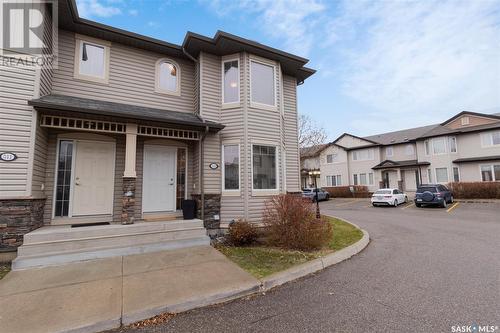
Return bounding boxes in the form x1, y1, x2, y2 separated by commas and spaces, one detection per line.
181, 199, 197, 220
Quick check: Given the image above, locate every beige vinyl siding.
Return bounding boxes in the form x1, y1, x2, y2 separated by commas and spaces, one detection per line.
30, 124, 49, 198
0, 65, 37, 197
283, 75, 300, 192
52, 30, 195, 113
112, 136, 125, 222
43, 132, 56, 223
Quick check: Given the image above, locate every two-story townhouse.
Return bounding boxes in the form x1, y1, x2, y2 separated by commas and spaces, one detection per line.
0, 0, 315, 266
309, 111, 500, 195
299, 144, 326, 188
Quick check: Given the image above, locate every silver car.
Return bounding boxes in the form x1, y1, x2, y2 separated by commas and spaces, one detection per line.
302, 188, 330, 202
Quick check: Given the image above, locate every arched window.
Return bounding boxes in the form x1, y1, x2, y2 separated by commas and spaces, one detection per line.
155, 59, 180, 95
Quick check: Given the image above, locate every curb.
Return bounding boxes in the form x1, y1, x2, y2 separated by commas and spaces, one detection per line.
454, 199, 500, 204
116, 217, 369, 330
260, 216, 370, 291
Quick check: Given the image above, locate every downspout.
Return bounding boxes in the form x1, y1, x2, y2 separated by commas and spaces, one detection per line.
415, 141, 423, 185
199, 124, 209, 222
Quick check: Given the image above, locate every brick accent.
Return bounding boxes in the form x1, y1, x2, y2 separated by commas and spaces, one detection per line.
191, 194, 221, 229
0, 198, 45, 251
122, 177, 136, 224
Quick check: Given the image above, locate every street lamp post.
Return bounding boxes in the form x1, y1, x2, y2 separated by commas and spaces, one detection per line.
309, 170, 321, 219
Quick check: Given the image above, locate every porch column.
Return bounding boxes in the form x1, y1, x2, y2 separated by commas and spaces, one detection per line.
122, 123, 137, 224
397, 169, 403, 190
124, 123, 137, 178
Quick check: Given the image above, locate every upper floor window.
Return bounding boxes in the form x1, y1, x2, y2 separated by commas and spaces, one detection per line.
222, 144, 240, 191
156, 59, 180, 95
481, 131, 500, 147
352, 148, 374, 161
386, 147, 393, 158
222, 58, 239, 104
424, 140, 431, 155
74, 36, 110, 83
461, 117, 470, 126
250, 59, 276, 108
326, 153, 338, 163
405, 144, 415, 155
252, 145, 277, 190
432, 137, 447, 155
449, 137, 457, 153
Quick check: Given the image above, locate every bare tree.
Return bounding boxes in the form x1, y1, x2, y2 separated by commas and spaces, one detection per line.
298, 114, 328, 148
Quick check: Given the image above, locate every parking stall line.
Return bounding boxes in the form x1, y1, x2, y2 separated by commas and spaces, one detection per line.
446, 202, 460, 213
401, 202, 415, 210
334, 200, 359, 207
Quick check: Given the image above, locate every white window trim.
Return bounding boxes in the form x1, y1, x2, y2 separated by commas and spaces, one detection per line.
449, 136, 458, 154
155, 58, 181, 96
251, 143, 279, 195
480, 131, 500, 148
326, 175, 342, 187
221, 55, 240, 108
461, 117, 470, 126
386, 147, 393, 158
352, 148, 374, 161
432, 137, 448, 156
405, 144, 415, 156
452, 166, 460, 182
249, 56, 278, 111
434, 167, 449, 183
479, 164, 500, 181
222, 143, 241, 195
73, 35, 111, 84
424, 140, 431, 156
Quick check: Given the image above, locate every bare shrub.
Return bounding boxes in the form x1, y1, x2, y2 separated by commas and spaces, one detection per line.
227, 219, 259, 246
263, 194, 332, 251
448, 182, 500, 199
323, 186, 371, 198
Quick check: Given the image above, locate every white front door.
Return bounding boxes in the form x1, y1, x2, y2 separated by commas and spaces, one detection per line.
72, 141, 115, 216
143, 145, 177, 213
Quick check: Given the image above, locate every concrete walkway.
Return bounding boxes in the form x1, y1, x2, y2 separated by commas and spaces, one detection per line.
0, 246, 260, 333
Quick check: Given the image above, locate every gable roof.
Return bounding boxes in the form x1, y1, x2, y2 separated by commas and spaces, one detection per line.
372, 159, 430, 170
333, 133, 379, 146
364, 124, 438, 145
440, 111, 500, 126
300, 144, 329, 158
341, 111, 500, 148
59, 0, 315, 82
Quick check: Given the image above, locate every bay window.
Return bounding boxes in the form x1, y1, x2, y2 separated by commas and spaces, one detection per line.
222, 144, 240, 191
250, 60, 276, 107
252, 145, 277, 190
222, 59, 239, 104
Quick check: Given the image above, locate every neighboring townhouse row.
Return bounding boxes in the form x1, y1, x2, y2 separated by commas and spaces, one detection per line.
0, 0, 315, 251
300, 111, 500, 193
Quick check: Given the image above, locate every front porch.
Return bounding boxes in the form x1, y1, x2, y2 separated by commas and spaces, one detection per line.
373, 159, 430, 192
29, 94, 223, 227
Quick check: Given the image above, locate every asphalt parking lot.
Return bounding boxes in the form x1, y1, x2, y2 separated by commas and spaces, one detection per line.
323, 197, 500, 224
113, 198, 500, 333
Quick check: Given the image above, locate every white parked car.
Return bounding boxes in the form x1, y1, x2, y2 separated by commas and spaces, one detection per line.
371, 188, 408, 207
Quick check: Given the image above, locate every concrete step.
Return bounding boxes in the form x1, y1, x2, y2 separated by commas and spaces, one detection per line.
24, 219, 204, 243
12, 219, 210, 270
12, 237, 210, 270
18, 228, 207, 256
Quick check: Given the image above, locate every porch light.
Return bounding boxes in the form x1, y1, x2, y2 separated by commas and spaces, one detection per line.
308, 170, 321, 218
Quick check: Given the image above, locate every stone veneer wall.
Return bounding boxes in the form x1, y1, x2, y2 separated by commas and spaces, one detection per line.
191, 194, 221, 229
0, 199, 46, 251
122, 177, 136, 224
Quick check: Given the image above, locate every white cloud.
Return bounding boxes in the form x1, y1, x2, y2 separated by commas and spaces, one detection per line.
77, 0, 122, 18
202, 0, 325, 57
332, 0, 500, 133
128, 9, 138, 16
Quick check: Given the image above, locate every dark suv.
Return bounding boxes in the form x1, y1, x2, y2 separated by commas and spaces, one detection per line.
415, 184, 454, 208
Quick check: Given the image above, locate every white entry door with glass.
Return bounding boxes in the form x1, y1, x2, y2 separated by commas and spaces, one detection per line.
54, 140, 115, 219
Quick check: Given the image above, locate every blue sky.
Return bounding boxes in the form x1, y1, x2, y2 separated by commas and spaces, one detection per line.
76, 0, 500, 140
